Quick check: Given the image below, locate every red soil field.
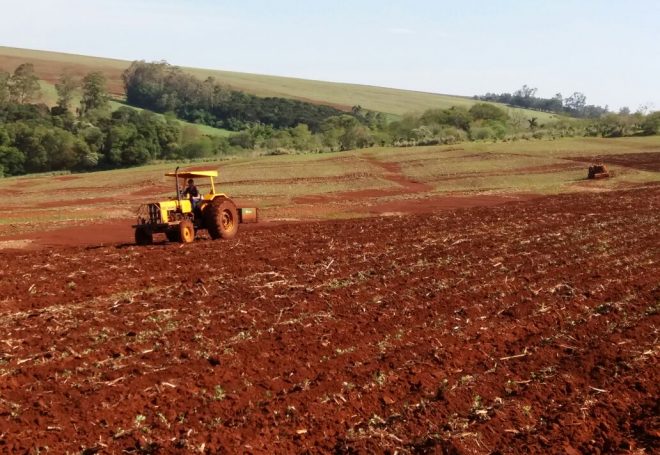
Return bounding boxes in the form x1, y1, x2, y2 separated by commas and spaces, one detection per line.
0, 154, 537, 249
569, 152, 660, 173
0, 185, 658, 453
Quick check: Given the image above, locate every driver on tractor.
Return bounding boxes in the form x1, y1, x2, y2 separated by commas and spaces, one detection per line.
182, 178, 202, 210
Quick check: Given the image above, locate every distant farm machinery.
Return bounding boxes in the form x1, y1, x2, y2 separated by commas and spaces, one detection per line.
133, 167, 257, 245
587, 163, 610, 179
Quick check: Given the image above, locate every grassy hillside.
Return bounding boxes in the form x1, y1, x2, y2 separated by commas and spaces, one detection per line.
108, 101, 233, 137
0, 46, 558, 121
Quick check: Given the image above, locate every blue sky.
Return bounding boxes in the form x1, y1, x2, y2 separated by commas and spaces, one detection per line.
1, 0, 658, 110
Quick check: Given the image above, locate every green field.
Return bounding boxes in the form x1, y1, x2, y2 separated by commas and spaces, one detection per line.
1, 46, 557, 121
108, 101, 233, 137
0, 137, 657, 238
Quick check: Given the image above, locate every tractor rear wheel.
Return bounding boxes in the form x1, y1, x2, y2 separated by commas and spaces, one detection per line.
179, 220, 195, 244
135, 226, 153, 245
205, 198, 238, 239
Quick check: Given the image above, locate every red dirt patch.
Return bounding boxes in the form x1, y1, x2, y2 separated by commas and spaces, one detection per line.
568, 152, 660, 172
293, 155, 435, 206
365, 193, 536, 215
0, 186, 658, 453
31, 197, 117, 209
129, 185, 173, 197
0, 219, 134, 249
512, 162, 582, 174
365, 155, 433, 192
226, 173, 372, 187
53, 175, 80, 181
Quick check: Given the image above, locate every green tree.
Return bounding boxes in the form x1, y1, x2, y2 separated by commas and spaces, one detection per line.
55, 73, 78, 113
0, 127, 25, 175
0, 145, 26, 177
641, 111, 660, 135
420, 107, 472, 131
321, 115, 369, 150
618, 106, 631, 116
564, 92, 587, 115
290, 123, 315, 151
7, 122, 49, 172
469, 103, 508, 122
79, 72, 109, 117
9, 63, 41, 104
41, 128, 90, 170
364, 111, 387, 130
229, 130, 256, 149
155, 115, 182, 157
388, 113, 419, 141
0, 71, 10, 107
595, 113, 636, 137
512, 85, 537, 108
182, 136, 213, 158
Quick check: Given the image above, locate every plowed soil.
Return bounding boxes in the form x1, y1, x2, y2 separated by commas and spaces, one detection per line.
569, 152, 660, 172
0, 185, 658, 454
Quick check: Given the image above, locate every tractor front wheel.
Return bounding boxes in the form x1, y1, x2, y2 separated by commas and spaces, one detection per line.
179, 220, 195, 244
205, 198, 238, 240
135, 226, 153, 245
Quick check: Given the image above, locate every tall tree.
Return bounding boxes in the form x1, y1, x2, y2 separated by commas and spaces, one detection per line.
564, 92, 587, 115
9, 63, 41, 104
79, 72, 109, 116
55, 73, 78, 112
0, 71, 10, 107
618, 106, 631, 116
516, 85, 537, 99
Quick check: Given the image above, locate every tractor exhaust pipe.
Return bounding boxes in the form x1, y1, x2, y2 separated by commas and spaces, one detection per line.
174, 166, 181, 203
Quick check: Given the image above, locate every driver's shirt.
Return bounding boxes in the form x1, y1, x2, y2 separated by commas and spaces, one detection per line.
183, 186, 199, 198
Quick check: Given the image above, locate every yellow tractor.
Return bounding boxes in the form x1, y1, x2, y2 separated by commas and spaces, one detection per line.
133, 167, 257, 245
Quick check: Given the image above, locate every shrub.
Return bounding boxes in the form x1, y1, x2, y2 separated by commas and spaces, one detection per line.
436, 126, 468, 144
182, 137, 214, 158
469, 103, 508, 122
470, 126, 496, 141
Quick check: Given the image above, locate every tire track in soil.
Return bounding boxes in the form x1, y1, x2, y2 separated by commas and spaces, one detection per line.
293, 154, 534, 216
292, 154, 433, 205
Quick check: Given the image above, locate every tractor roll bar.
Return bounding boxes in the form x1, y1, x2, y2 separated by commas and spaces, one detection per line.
174, 166, 181, 203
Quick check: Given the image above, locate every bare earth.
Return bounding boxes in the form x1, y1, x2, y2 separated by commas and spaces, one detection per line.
0, 184, 658, 453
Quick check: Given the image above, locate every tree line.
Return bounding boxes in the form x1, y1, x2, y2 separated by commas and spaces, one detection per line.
475, 85, 610, 118
1, 62, 659, 177
0, 63, 221, 176
122, 61, 349, 132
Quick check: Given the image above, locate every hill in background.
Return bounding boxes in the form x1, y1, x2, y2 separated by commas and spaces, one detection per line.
0, 46, 557, 121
